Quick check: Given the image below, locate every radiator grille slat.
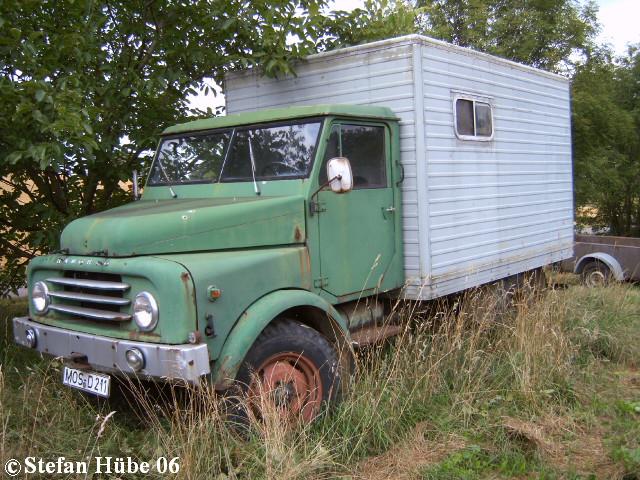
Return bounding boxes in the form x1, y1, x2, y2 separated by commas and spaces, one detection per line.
45, 272, 131, 322
47, 277, 129, 291
48, 290, 131, 306
49, 304, 131, 321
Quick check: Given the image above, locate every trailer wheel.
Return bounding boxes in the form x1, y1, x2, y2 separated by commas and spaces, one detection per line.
581, 261, 611, 288
235, 318, 341, 424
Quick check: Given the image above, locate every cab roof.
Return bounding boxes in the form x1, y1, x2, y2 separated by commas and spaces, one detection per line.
162, 104, 398, 135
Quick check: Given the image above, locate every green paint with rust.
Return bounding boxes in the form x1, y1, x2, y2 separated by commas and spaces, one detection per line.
154, 247, 314, 358
162, 104, 398, 135
61, 196, 306, 257
315, 120, 400, 301
210, 289, 348, 389
27, 254, 197, 344
22, 104, 405, 382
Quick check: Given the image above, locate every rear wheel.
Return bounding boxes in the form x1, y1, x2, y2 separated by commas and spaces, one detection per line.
494, 268, 546, 314
501, 268, 547, 294
235, 318, 341, 424
581, 261, 611, 288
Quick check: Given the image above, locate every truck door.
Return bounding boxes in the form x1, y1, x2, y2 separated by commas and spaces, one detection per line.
316, 122, 396, 298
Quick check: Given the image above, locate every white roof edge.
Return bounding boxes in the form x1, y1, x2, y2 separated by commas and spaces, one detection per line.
227, 34, 570, 84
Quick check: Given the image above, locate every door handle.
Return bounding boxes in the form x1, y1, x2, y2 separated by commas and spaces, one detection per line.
396, 161, 405, 186
382, 206, 396, 219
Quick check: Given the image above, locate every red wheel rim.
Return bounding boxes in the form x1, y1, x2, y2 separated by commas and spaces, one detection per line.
249, 352, 323, 423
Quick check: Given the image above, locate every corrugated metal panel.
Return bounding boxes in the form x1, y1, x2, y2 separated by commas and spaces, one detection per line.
417, 42, 573, 298
225, 35, 574, 301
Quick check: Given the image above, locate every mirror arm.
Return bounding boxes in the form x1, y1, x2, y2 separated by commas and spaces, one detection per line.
132, 169, 140, 200
309, 175, 342, 216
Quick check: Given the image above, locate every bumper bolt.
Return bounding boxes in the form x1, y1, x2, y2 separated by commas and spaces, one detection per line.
187, 331, 201, 344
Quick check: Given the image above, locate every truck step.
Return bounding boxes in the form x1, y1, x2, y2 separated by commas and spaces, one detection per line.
350, 324, 403, 346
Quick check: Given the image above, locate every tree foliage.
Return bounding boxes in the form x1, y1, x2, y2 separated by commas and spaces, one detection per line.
572, 46, 640, 235
323, 0, 417, 47
415, 0, 599, 72
0, 0, 333, 294
330, 0, 599, 72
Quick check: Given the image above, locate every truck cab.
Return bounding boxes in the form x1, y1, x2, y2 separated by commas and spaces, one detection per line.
13, 105, 404, 418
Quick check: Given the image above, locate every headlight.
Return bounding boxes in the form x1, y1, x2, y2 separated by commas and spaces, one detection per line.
133, 291, 158, 331
32, 281, 50, 313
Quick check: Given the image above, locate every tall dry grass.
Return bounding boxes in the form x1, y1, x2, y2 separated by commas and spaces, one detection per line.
127, 282, 586, 478
1, 283, 638, 478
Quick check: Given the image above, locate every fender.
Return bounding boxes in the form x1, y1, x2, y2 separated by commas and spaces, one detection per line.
210, 289, 348, 390
574, 252, 625, 281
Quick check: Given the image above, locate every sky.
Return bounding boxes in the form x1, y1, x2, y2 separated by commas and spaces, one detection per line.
596, 0, 640, 54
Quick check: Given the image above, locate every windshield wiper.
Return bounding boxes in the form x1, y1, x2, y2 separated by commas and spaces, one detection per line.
156, 153, 178, 198
247, 133, 261, 196
217, 128, 235, 183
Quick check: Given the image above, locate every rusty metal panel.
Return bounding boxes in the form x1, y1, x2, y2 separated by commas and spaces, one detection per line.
574, 235, 640, 281
13, 317, 210, 382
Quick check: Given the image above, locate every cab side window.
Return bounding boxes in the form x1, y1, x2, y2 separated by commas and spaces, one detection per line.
320, 124, 387, 189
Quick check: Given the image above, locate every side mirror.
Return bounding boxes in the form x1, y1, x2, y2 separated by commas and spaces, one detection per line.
326, 157, 353, 193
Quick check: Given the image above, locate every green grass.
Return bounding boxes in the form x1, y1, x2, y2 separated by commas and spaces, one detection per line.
1, 283, 639, 479
1, 298, 31, 367
420, 444, 549, 479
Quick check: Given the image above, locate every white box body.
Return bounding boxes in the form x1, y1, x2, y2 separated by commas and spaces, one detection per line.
225, 35, 574, 300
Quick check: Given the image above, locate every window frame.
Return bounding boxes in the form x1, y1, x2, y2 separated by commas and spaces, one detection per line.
452, 92, 495, 142
147, 117, 325, 186
319, 120, 391, 190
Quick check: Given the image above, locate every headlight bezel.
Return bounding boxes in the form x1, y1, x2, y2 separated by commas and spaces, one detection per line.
32, 281, 50, 313
125, 348, 145, 371
133, 291, 159, 331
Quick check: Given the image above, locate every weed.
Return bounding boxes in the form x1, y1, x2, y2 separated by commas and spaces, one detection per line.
1, 283, 638, 479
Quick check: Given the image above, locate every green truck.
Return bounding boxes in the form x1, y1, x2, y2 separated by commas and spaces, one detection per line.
13, 36, 574, 421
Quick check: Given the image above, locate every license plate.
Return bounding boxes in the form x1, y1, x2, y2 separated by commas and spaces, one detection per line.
62, 366, 110, 398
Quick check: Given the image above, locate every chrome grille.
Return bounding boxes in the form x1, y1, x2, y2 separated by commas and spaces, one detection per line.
45, 271, 131, 322
48, 277, 129, 291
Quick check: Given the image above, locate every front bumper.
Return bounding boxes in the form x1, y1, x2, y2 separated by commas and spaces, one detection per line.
13, 317, 210, 383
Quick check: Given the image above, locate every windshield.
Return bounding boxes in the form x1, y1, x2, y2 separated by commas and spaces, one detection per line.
148, 119, 322, 185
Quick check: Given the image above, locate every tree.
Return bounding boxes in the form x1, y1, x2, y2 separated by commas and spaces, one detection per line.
0, 0, 331, 295
415, 0, 599, 72
321, 0, 599, 73
572, 45, 640, 235
321, 0, 417, 48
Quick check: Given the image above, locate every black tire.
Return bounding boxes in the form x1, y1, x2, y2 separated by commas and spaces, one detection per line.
581, 261, 611, 288
233, 318, 341, 423
493, 267, 546, 314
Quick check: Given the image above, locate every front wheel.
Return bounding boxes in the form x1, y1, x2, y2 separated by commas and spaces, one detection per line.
235, 318, 341, 423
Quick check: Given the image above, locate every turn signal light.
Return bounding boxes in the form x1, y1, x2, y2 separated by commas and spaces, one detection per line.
207, 286, 222, 301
